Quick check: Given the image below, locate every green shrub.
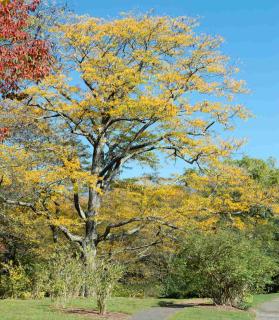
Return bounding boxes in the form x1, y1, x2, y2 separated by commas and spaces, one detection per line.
236, 294, 254, 310
164, 231, 278, 306
113, 282, 162, 298
113, 283, 145, 298
29, 263, 49, 299
46, 251, 84, 305
0, 261, 31, 298
87, 259, 123, 315
0, 247, 123, 314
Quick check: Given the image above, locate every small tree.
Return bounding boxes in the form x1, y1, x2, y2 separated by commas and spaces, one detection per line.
165, 231, 278, 307
88, 259, 123, 315
46, 250, 84, 306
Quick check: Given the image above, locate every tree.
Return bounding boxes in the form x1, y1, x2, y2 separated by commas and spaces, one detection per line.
0, 0, 52, 95
1, 14, 249, 269
233, 156, 279, 188
181, 162, 279, 229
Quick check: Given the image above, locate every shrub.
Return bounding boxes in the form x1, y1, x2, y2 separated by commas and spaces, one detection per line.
44, 251, 123, 315
87, 259, 123, 315
164, 231, 278, 307
113, 282, 163, 298
29, 263, 49, 299
0, 261, 31, 298
46, 251, 84, 305
113, 283, 145, 298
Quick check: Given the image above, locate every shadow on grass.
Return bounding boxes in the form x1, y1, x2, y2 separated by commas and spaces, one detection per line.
63, 308, 128, 319
158, 301, 214, 309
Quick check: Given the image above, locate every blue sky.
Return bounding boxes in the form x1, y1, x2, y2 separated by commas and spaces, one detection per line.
68, 0, 279, 176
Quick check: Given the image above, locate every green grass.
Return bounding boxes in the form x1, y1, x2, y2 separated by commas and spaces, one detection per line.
169, 307, 254, 320
250, 292, 279, 308
169, 293, 279, 320
66, 296, 162, 314
0, 297, 164, 320
0, 299, 86, 320
0, 294, 278, 320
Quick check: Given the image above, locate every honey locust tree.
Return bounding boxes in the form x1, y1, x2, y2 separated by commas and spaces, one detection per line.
1, 15, 249, 269
98, 179, 186, 257
181, 162, 279, 230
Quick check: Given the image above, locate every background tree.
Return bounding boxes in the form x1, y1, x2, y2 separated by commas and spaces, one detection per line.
233, 156, 279, 188
0, 0, 52, 95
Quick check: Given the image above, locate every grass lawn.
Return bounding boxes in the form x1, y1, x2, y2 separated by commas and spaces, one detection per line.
169, 306, 254, 320
0, 294, 278, 320
0, 300, 83, 320
65, 296, 161, 314
0, 297, 163, 320
169, 293, 279, 320
0, 299, 85, 320
250, 292, 279, 307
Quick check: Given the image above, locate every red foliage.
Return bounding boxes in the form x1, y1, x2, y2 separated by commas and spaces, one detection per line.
0, 0, 52, 94
0, 127, 9, 142
0, 242, 6, 253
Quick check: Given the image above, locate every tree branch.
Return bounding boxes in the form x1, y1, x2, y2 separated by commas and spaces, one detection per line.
0, 195, 36, 212
72, 181, 87, 220
97, 216, 182, 243
58, 226, 83, 244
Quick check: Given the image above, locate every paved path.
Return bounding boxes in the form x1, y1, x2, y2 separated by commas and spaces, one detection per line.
130, 305, 184, 320
130, 298, 279, 320
256, 297, 279, 320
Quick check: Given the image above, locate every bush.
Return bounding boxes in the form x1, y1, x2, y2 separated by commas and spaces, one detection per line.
0, 247, 123, 314
164, 231, 278, 307
44, 251, 123, 315
29, 263, 49, 299
113, 282, 163, 298
0, 261, 31, 298
46, 251, 84, 305
87, 259, 123, 315
113, 283, 145, 298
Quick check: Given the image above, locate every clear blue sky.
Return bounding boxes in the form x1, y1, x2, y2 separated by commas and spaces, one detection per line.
68, 0, 279, 176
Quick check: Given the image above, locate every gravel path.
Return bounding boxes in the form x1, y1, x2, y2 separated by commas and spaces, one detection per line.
256, 297, 279, 320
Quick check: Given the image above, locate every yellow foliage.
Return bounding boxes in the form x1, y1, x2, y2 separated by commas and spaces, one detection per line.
0, 14, 256, 259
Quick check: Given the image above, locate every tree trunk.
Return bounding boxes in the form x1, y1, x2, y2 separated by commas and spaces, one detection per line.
83, 237, 97, 271
84, 187, 101, 268
82, 218, 98, 297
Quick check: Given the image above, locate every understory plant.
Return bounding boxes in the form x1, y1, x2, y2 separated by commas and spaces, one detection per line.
164, 231, 278, 307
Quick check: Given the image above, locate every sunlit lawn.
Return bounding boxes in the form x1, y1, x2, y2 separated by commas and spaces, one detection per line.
0, 297, 162, 320
169, 307, 254, 320
0, 294, 278, 320
169, 293, 279, 320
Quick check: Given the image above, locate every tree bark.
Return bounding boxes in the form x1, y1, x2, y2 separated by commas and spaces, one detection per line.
83, 187, 101, 296
84, 221, 97, 262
